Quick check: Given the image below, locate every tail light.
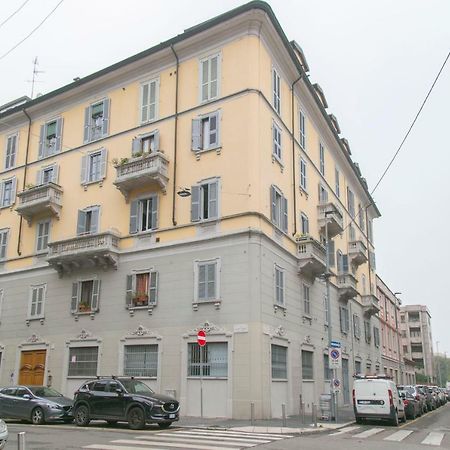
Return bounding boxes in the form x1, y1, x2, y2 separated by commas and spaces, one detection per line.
352, 389, 356, 406
415, 395, 420, 400
404, 399, 409, 406
388, 389, 393, 406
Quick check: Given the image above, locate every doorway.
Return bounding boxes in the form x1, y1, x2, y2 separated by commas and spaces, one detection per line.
19, 350, 46, 385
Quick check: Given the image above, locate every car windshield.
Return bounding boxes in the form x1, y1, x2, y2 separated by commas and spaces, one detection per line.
120, 379, 155, 395
29, 387, 63, 397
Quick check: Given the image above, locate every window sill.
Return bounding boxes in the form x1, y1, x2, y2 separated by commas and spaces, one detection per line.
192, 299, 221, 311
128, 305, 156, 316
302, 379, 315, 383
26, 317, 45, 326
187, 376, 227, 380
299, 186, 308, 198
272, 154, 284, 172
193, 146, 222, 160
274, 304, 286, 316
73, 311, 98, 321
302, 315, 312, 324
0, 204, 14, 210
82, 179, 105, 190
271, 378, 288, 382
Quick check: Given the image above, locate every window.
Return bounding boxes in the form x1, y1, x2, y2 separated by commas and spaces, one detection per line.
36, 220, 50, 253
362, 274, 367, 295
140, 78, 159, 123
318, 184, 328, 203
303, 284, 310, 316
200, 54, 219, 102
353, 314, 361, 339
355, 360, 362, 375
302, 350, 313, 379
68, 347, 98, 376
5, 133, 17, 169
373, 326, 380, 347
272, 122, 282, 162
401, 330, 407, 338
335, 167, 340, 197
328, 240, 335, 267
367, 219, 374, 242
409, 327, 421, 338
272, 345, 287, 379
129, 195, 158, 233
300, 158, 307, 191
188, 342, 227, 377
192, 111, 220, 152
124, 344, 158, 377
408, 312, 420, 322
83, 99, 110, 142
38, 118, 63, 158
0, 229, 8, 260
336, 251, 349, 274
132, 131, 160, 156
299, 110, 306, 149
319, 143, 325, 175
403, 345, 408, 354
349, 224, 356, 242
347, 187, 355, 218
274, 265, 284, 306
0, 177, 16, 208
270, 185, 288, 232
194, 259, 220, 303
28, 284, 46, 319
272, 67, 281, 114
358, 204, 365, 231
81, 149, 107, 184
300, 213, 309, 235
323, 354, 331, 380
339, 306, 349, 333
125, 271, 158, 308
77, 206, 100, 235
37, 164, 59, 185
71, 280, 101, 314
191, 179, 219, 222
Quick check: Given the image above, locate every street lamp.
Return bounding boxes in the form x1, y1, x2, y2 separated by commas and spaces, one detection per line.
393, 292, 403, 383
177, 187, 191, 197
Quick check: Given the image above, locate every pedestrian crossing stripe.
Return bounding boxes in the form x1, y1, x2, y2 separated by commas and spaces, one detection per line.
158, 432, 272, 443
383, 430, 413, 441
421, 432, 445, 446
111, 440, 257, 450
352, 428, 385, 438
171, 429, 290, 439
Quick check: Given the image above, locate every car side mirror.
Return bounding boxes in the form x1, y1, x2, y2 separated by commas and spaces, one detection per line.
23, 394, 31, 400
399, 392, 405, 398
115, 388, 123, 395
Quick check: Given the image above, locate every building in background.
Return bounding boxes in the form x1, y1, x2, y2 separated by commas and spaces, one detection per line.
400, 305, 434, 383
0, 2, 382, 418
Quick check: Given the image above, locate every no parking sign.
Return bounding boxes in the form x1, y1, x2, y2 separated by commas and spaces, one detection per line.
329, 344, 342, 369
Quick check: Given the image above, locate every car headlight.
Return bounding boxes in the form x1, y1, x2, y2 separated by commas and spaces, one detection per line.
45, 403, 62, 410
0, 420, 7, 433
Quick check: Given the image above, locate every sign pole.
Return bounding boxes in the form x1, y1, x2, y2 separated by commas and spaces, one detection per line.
197, 329, 206, 419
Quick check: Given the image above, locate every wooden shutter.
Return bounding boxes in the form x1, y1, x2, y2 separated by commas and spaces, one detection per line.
131, 138, 141, 156
208, 181, 218, 219
210, 56, 218, 98
149, 271, 158, 305
100, 148, 107, 179
201, 59, 209, 101
282, 196, 288, 233
91, 280, 100, 312
30, 287, 38, 317
151, 195, 158, 229
90, 207, 99, 234
208, 112, 218, 147
77, 210, 86, 235
54, 118, 63, 152
102, 99, 110, 136
10, 177, 16, 205
339, 307, 344, 333
52, 165, 60, 184
38, 125, 45, 158
80, 155, 88, 184
342, 254, 349, 273
190, 185, 201, 222
0, 231, 7, 259
36, 169, 43, 185
149, 81, 156, 120
129, 200, 139, 234
191, 119, 201, 151
153, 130, 160, 152
270, 186, 276, 223
141, 82, 149, 122
125, 275, 133, 308
83, 106, 91, 143
328, 240, 335, 266
71, 283, 78, 312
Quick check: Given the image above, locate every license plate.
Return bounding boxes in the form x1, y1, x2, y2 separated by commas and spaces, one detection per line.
169, 414, 176, 419
358, 400, 371, 404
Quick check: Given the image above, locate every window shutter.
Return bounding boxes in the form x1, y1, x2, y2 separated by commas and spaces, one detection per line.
201, 59, 209, 101
151, 195, 158, 229
149, 81, 156, 120
55, 118, 63, 152
191, 119, 201, 151
141, 82, 149, 122
100, 148, 107, 179
38, 125, 45, 158
102, 98, 110, 136
36, 169, 43, 185
270, 186, 276, 223
153, 130, 160, 152
71, 282, 78, 313
77, 210, 86, 235
328, 240, 335, 266
131, 138, 141, 156
10, 177, 16, 205
36, 287, 43, 316
345, 309, 350, 332
149, 271, 158, 305
210, 56, 218, 98
91, 207, 99, 234
80, 155, 88, 184
125, 275, 133, 308
339, 307, 344, 333
30, 288, 37, 317
83, 106, 91, 143
129, 200, 139, 234
282, 196, 288, 233
208, 181, 218, 219
208, 112, 218, 147
36, 224, 43, 251
52, 165, 59, 184
190, 185, 201, 222
342, 254, 349, 273
91, 280, 100, 311
0, 231, 7, 259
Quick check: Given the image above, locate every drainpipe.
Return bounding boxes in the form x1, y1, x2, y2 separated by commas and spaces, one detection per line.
17, 108, 32, 256
170, 44, 179, 226
291, 75, 302, 236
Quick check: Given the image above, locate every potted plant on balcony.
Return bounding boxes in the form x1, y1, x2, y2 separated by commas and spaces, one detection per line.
78, 301, 91, 313
132, 292, 148, 307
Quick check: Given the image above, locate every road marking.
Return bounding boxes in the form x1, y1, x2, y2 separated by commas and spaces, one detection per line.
421, 432, 445, 446
134, 433, 265, 445
173, 429, 288, 439
158, 432, 271, 443
383, 430, 413, 441
329, 426, 361, 436
112, 439, 253, 450
352, 428, 385, 439
85, 446, 168, 450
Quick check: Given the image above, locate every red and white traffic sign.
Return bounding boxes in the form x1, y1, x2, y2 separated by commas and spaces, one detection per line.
197, 330, 206, 347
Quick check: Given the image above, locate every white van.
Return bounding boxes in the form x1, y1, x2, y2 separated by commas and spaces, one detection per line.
353, 375, 406, 425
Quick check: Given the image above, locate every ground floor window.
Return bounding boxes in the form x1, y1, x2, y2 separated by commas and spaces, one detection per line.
271, 344, 287, 379
124, 344, 158, 377
188, 342, 227, 377
302, 350, 314, 380
355, 360, 362, 375
68, 347, 98, 376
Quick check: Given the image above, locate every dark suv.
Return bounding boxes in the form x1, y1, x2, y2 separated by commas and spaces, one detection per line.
73, 377, 179, 430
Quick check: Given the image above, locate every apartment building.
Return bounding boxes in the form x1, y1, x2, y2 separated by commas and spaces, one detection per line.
0, 2, 381, 419
400, 305, 434, 382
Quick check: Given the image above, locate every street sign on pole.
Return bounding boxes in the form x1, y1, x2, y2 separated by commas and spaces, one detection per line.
197, 330, 206, 347
330, 340, 341, 348
329, 347, 342, 369
197, 329, 206, 419
332, 378, 341, 393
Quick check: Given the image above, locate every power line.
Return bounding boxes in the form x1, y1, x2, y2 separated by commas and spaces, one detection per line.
0, 0, 31, 30
0, 0, 65, 62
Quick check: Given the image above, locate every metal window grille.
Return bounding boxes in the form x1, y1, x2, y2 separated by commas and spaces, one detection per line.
68, 347, 98, 376
302, 350, 313, 379
124, 344, 158, 377
271, 344, 287, 379
188, 342, 227, 377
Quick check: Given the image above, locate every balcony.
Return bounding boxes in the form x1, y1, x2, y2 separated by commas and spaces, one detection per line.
113, 152, 169, 201
317, 202, 344, 238
361, 294, 380, 316
47, 230, 120, 277
348, 240, 367, 266
297, 237, 326, 280
336, 272, 358, 302
16, 183, 63, 225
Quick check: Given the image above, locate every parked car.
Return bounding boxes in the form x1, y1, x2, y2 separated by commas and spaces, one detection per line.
445, 388, 450, 402
73, 377, 180, 430
0, 420, 7, 449
399, 390, 421, 420
398, 385, 425, 415
353, 374, 406, 426
416, 385, 436, 411
0, 386, 73, 425
429, 386, 441, 407
438, 388, 447, 405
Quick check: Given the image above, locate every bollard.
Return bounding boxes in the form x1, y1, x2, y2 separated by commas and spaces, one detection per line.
301, 402, 305, 424
299, 394, 304, 425
250, 402, 255, 426
312, 403, 317, 428
17, 432, 26, 450
281, 403, 286, 428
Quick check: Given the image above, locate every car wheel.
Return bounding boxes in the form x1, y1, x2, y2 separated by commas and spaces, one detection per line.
127, 407, 145, 430
106, 420, 118, 426
74, 405, 90, 427
356, 417, 364, 424
31, 407, 45, 425
158, 422, 172, 429
392, 410, 399, 426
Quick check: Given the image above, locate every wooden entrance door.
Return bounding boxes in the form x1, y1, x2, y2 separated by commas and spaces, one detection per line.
19, 350, 46, 385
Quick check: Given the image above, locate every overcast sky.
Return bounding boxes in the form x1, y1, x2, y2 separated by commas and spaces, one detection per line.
1, 0, 449, 353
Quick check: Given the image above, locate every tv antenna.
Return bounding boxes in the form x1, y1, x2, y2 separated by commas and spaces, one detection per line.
27, 56, 45, 99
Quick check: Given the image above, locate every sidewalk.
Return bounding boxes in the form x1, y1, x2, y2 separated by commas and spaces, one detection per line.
177, 405, 355, 434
